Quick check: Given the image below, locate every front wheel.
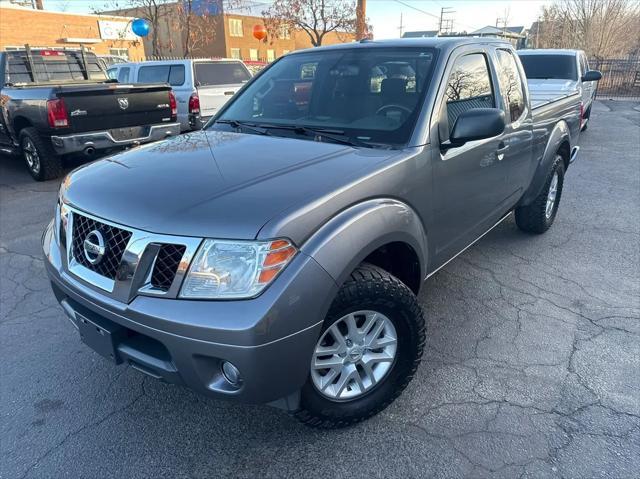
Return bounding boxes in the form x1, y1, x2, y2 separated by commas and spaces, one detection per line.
515, 154, 565, 234
295, 263, 426, 428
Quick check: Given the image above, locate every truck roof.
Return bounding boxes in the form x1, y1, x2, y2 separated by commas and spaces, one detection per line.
289, 37, 513, 55
518, 49, 584, 56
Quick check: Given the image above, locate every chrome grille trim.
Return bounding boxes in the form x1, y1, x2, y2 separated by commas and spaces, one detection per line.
62, 206, 202, 303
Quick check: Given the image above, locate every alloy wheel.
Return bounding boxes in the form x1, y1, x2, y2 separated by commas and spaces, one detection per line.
545, 171, 559, 219
310, 310, 397, 401
22, 138, 41, 175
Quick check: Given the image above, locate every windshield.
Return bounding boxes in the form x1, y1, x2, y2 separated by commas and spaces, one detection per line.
518, 54, 577, 80
213, 47, 437, 147
195, 62, 251, 86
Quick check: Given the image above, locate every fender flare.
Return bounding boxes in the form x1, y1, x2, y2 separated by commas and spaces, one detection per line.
519, 120, 570, 207
300, 199, 428, 289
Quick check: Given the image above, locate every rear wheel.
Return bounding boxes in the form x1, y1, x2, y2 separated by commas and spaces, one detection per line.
19, 127, 62, 181
515, 154, 565, 234
295, 263, 425, 428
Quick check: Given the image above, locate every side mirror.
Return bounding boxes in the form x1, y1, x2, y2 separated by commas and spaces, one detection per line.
446, 108, 506, 148
582, 70, 602, 82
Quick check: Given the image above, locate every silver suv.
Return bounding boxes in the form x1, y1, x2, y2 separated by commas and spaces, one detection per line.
108, 59, 251, 131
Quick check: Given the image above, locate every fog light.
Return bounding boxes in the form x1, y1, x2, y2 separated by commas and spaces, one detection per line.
221, 361, 242, 386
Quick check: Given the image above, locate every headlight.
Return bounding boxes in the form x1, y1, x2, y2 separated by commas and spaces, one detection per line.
180, 239, 297, 299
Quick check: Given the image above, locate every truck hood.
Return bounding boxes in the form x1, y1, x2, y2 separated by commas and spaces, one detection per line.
62, 130, 397, 241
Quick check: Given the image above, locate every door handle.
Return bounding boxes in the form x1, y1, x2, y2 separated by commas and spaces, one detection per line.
496, 142, 509, 161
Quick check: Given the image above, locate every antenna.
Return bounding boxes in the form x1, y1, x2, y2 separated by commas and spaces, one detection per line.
438, 7, 455, 36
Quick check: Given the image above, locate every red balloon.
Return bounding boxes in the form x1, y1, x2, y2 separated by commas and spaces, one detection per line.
253, 24, 267, 41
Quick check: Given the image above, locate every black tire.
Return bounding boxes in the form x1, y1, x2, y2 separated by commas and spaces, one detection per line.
515, 154, 565, 234
295, 263, 426, 428
19, 127, 63, 181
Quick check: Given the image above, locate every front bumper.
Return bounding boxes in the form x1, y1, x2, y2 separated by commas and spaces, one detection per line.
50, 123, 181, 155
42, 220, 337, 405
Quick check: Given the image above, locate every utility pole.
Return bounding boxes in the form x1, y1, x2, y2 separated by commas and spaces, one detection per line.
438, 7, 455, 36
356, 0, 367, 40
398, 12, 404, 38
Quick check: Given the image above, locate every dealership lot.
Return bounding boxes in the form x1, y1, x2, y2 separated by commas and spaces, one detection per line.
1, 100, 638, 478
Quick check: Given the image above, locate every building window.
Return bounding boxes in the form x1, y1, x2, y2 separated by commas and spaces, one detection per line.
278, 24, 291, 39
229, 18, 243, 37
267, 49, 275, 62
249, 49, 258, 61
230, 48, 241, 59
109, 48, 129, 60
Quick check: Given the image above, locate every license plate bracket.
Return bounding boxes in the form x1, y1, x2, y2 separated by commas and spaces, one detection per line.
110, 126, 147, 141
77, 313, 126, 364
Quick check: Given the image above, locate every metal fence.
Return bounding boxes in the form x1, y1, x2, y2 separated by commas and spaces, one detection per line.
590, 59, 640, 100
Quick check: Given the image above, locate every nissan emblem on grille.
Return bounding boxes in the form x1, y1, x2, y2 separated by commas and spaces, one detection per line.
83, 230, 106, 265
117, 97, 129, 110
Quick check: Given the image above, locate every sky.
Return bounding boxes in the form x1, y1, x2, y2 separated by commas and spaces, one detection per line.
31, 0, 552, 39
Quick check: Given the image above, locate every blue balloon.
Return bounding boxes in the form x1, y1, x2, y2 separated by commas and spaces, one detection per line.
132, 18, 150, 37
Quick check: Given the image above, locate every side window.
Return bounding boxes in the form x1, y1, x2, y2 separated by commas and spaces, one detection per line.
579, 53, 589, 76
168, 65, 185, 86
107, 68, 117, 80
117, 67, 130, 83
137, 65, 170, 83
443, 53, 494, 134
495, 49, 525, 123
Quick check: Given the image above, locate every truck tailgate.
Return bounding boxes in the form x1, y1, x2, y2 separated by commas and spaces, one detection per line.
56, 83, 174, 133
198, 83, 243, 118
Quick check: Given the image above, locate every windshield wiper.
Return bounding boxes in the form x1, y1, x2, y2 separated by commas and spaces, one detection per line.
215, 119, 272, 136
259, 124, 369, 148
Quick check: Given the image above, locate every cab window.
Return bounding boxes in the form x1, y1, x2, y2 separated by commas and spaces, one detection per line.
495, 49, 525, 123
117, 67, 130, 83
442, 53, 494, 135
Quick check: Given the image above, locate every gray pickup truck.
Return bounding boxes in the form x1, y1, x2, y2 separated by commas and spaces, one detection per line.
0, 47, 180, 180
43, 38, 581, 428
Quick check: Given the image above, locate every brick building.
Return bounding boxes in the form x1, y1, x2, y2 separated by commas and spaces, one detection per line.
103, 2, 354, 62
0, 3, 146, 60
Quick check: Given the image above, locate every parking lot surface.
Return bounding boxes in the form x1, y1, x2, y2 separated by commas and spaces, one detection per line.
1, 100, 639, 478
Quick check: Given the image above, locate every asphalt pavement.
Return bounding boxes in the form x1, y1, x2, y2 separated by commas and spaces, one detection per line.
1, 100, 639, 478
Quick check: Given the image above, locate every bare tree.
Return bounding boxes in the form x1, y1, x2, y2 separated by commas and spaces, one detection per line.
177, 0, 221, 58
535, 0, 640, 59
262, 0, 357, 47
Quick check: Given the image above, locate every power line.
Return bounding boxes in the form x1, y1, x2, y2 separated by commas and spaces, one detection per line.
391, 0, 440, 21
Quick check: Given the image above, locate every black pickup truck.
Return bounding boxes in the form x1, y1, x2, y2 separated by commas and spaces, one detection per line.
0, 47, 181, 180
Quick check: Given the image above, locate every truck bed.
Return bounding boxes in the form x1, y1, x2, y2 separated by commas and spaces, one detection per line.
527, 79, 580, 110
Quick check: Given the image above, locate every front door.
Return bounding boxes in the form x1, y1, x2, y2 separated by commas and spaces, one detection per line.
430, 50, 512, 265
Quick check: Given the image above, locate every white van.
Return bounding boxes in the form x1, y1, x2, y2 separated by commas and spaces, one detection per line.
108, 59, 252, 131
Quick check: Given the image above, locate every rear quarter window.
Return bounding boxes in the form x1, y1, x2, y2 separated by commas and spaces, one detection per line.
495, 49, 525, 123
137, 64, 185, 86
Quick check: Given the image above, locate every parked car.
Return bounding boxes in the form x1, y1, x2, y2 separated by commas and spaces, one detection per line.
518, 49, 602, 131
0, 47, 181, 180
107, 59, 252, 131
44, 38, 582, 428
97, 54, 128, 70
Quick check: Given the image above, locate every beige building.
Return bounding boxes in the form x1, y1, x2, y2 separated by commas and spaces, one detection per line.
0, 3, 146, 60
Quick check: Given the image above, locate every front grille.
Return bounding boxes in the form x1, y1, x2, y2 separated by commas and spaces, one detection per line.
150, 244, 186, 291
71, 213, 132, 280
